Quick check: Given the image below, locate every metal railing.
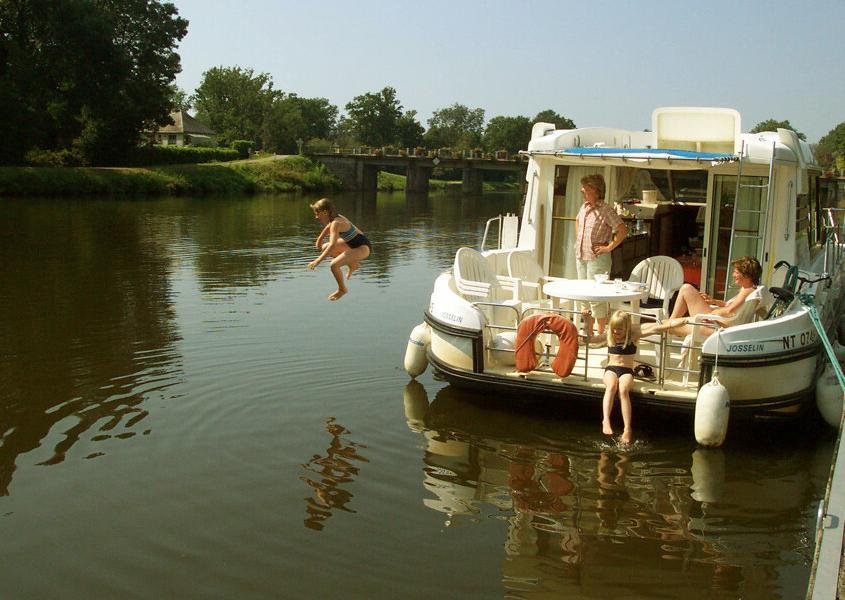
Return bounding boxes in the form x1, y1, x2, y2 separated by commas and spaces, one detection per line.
823, 208, 845, 272
303, 144, 523, 160
481, 216, 503, 252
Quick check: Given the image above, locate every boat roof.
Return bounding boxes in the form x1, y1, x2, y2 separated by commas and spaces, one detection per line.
524, 107, 818, 170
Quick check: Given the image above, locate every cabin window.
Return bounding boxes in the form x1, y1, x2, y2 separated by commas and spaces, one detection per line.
615, 168, 708, 203
707, 174, 767, 298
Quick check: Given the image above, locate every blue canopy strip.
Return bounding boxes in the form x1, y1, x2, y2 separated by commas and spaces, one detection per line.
561, 147, 735, 160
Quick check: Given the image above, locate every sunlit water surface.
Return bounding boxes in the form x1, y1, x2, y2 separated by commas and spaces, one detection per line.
0, 191, 835, 599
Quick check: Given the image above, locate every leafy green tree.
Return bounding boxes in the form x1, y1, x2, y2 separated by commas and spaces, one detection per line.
750, 118, 806, 140
333, 117, 358, 147
287, 95, 338, 141
193, 66, 278, 147
533, 110, 576, 129
168, 85, 192, 111
424, 103, 485, 150
344, 86, 403, 147
262, 96, 306, 154
0, 0, 187, 165
482, 115, 532, 154
396, 110, 424, 148
816, 122, 845, 170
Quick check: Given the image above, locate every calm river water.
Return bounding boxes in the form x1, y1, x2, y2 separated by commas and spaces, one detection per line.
0, 191, 835, 599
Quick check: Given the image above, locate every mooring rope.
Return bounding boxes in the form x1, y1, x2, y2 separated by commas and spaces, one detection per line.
799, 293, 845, 392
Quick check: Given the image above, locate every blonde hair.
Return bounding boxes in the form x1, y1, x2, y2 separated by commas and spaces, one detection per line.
580, 174, 606, 199
309, 197, 337, 219
606, 310, 632, 348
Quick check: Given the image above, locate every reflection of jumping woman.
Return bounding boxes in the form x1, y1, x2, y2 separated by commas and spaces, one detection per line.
308, 198, 372, 301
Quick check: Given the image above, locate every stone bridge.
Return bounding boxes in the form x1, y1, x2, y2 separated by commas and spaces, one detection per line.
307, 149, 528, 194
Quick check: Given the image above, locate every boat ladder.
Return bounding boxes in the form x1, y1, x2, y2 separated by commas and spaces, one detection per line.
723, 140, 775, 295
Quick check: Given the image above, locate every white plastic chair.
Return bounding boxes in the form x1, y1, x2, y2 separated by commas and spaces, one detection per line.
506, 250, 554, 307
453, 247, 521, 302
453, 247, 522, 329
678, 295, 764, 385
628, 256, 685, 322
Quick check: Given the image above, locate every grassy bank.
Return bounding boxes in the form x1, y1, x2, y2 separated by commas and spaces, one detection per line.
0, 155, 520, 196
0, 155, 340, 196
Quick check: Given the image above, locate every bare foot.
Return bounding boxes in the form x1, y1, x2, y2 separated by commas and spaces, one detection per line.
602, 420, 614, 436
620, 429, 633, 445
346, 263, 359, 280
328, 288, 347, 301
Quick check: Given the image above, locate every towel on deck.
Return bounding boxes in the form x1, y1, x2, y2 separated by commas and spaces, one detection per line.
515, 314, 578, 378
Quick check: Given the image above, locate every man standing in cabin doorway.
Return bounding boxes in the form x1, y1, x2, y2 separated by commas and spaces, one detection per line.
574, 173, 628, 344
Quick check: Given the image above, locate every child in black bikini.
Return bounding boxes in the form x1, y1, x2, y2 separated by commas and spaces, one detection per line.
602, 310, 640, 444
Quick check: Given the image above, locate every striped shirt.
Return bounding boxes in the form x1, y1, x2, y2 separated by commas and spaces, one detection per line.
575, 201, 623, 261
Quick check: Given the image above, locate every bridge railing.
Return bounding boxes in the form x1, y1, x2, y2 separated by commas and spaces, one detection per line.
303, 145, 524, 161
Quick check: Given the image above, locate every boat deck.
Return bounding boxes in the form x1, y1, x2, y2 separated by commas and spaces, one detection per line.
486, 334, 700, 405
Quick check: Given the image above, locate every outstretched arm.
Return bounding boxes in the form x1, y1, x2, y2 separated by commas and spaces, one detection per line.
315, 223, 331, 248
309, 222, 339, 270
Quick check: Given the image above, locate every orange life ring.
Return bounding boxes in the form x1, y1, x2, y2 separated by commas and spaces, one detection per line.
514, 314, 578, 377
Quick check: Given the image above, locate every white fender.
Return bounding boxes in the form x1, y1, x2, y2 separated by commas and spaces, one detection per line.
816, 365, 844, 429
694, 376, 730, 447
404, 322, 431, 379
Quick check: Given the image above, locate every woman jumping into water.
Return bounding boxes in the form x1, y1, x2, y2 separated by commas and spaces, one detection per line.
307, 198, 372, 301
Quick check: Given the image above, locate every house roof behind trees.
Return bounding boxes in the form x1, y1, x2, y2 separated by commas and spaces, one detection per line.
159, 110, 216, 135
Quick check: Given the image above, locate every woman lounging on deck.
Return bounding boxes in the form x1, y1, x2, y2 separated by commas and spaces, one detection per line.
640, 256, 761, 338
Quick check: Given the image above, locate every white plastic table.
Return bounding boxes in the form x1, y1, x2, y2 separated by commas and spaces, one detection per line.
542, 279, 648, 315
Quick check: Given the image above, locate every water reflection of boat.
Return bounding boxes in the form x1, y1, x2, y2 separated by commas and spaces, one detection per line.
403, 383, 832, 597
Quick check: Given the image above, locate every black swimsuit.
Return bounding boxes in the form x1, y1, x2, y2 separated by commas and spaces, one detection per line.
346, 232, 371, 249
335, 216, 371, 249
605, 342, 637, 378
605, 365, 634, 378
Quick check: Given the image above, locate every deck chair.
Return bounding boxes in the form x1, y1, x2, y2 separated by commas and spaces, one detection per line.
628, 256, 684, 322
505, 250, 555, 308
453, 247, 522, 328
454, 247, 521, 301
678, 292, 765, 385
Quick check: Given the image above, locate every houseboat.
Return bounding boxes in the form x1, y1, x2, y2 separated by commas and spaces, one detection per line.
406, 107, 845, 420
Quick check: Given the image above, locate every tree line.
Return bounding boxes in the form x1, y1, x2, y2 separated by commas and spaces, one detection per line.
186, 67, 575, 158
1, 1, 843, 171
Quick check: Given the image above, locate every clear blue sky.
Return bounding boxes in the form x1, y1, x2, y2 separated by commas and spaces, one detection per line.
171, 0, 844, 143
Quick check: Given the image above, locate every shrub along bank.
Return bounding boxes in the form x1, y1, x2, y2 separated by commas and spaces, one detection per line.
0, 154, 518, 196
0, 155, 341, 196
